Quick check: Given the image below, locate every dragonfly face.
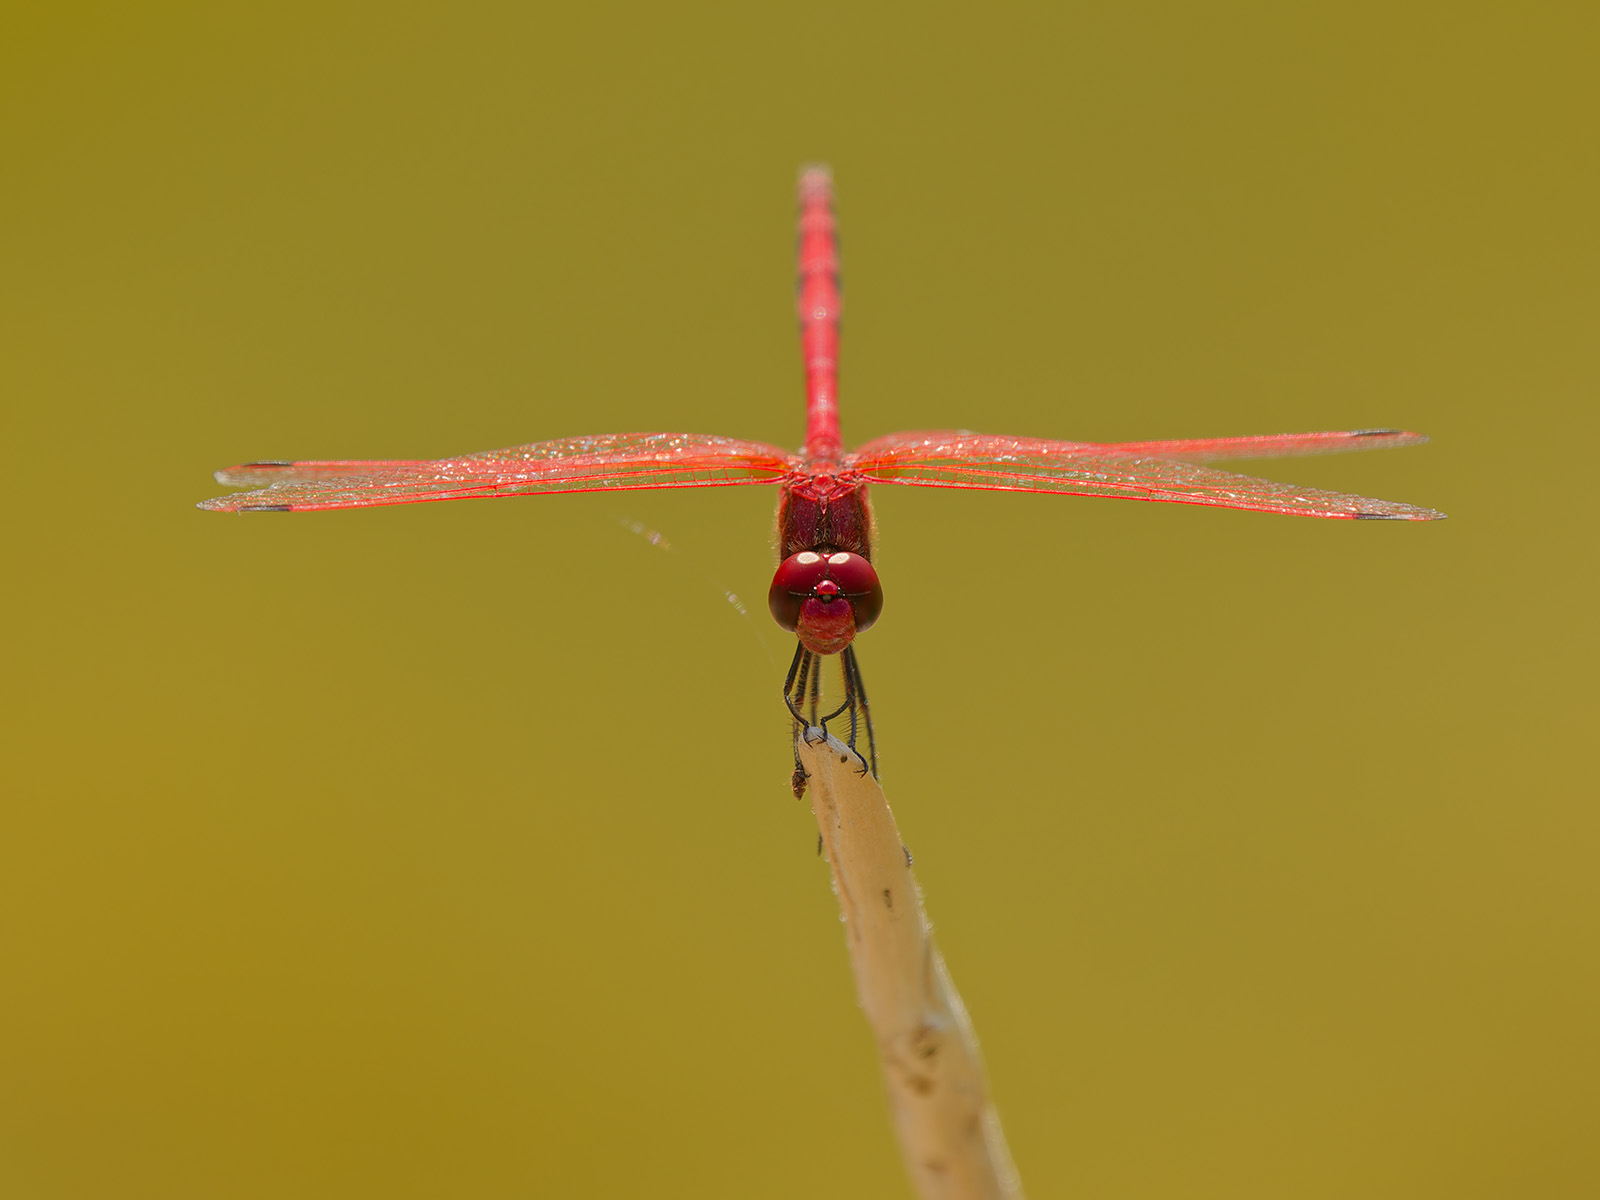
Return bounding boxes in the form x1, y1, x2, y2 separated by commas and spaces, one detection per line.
768, 550, 884, 655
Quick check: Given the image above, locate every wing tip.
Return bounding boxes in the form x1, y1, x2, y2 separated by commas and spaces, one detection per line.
1350, 508, 1448, 521
1350, 428, 1430, 447
195, 501, 294, 513
215, 462, 294, 486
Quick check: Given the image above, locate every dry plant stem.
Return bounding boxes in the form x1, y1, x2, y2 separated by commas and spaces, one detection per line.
797, 728, 1024, 1200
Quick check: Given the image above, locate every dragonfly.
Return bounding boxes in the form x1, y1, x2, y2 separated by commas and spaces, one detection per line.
201, 166, 1443, 793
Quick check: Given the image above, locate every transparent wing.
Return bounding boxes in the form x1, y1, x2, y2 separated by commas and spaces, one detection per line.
851, 428, 1428, 463
1097, 428, 1429, 462
199, 432, 798, 512
848, 432, 1444, 520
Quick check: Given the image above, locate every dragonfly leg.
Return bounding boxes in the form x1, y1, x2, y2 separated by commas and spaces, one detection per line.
819, 659, 857, 780
783, 641, 809, 725
786, 645, 818, 726
783, 642, 877, 792
784, 642, 814, 799
845, 655, 859, 751
818, 651, 856, 735
807, 650, 822, 726
843, 646, 878, 779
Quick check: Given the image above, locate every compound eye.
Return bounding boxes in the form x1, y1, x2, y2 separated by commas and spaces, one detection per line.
825, 552, 883, 632
768, 551, 827, 631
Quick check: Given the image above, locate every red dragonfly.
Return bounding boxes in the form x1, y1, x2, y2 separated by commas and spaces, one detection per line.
201, 166, 1443, 788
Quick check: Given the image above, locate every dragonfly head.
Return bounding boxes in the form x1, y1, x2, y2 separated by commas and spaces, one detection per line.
768, 550, 883, 655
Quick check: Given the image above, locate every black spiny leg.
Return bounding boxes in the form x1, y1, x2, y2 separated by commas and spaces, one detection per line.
783, 642, 879, 794
784, 642, 813, 799
807, 649, 822, 726
842, 646, 878, 778
818, 650, 854, 729
783, 641, 808, 724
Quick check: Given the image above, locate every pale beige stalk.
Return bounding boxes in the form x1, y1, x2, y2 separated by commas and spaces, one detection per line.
797, 728, 1024, 1200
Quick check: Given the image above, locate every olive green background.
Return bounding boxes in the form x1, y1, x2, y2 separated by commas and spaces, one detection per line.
3, 3, 1595, 1196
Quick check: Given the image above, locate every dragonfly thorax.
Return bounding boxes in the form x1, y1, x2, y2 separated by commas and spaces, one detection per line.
768, 550, 883, 655
776, 472, 872, 559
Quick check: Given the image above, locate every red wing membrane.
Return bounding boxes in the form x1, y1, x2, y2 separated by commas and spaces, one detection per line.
1098, 428, 1429, 462
200, 432, 798, 512
848, 432, 1444, 520
851, 428, 1428, 463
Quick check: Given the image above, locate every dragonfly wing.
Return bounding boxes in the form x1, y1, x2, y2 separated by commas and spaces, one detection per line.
852, 427, 1429, 463
200, 432, 798, 512
850, 430, 989, 460
849, 432, 1445, 520
1101, 428, 1429, 462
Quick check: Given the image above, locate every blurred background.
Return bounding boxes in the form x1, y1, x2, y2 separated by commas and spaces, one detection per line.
3, 2, 1596, 1196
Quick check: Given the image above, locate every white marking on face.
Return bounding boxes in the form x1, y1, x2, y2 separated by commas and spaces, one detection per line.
827, 553, 851, 564
797, 551, 822, 564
